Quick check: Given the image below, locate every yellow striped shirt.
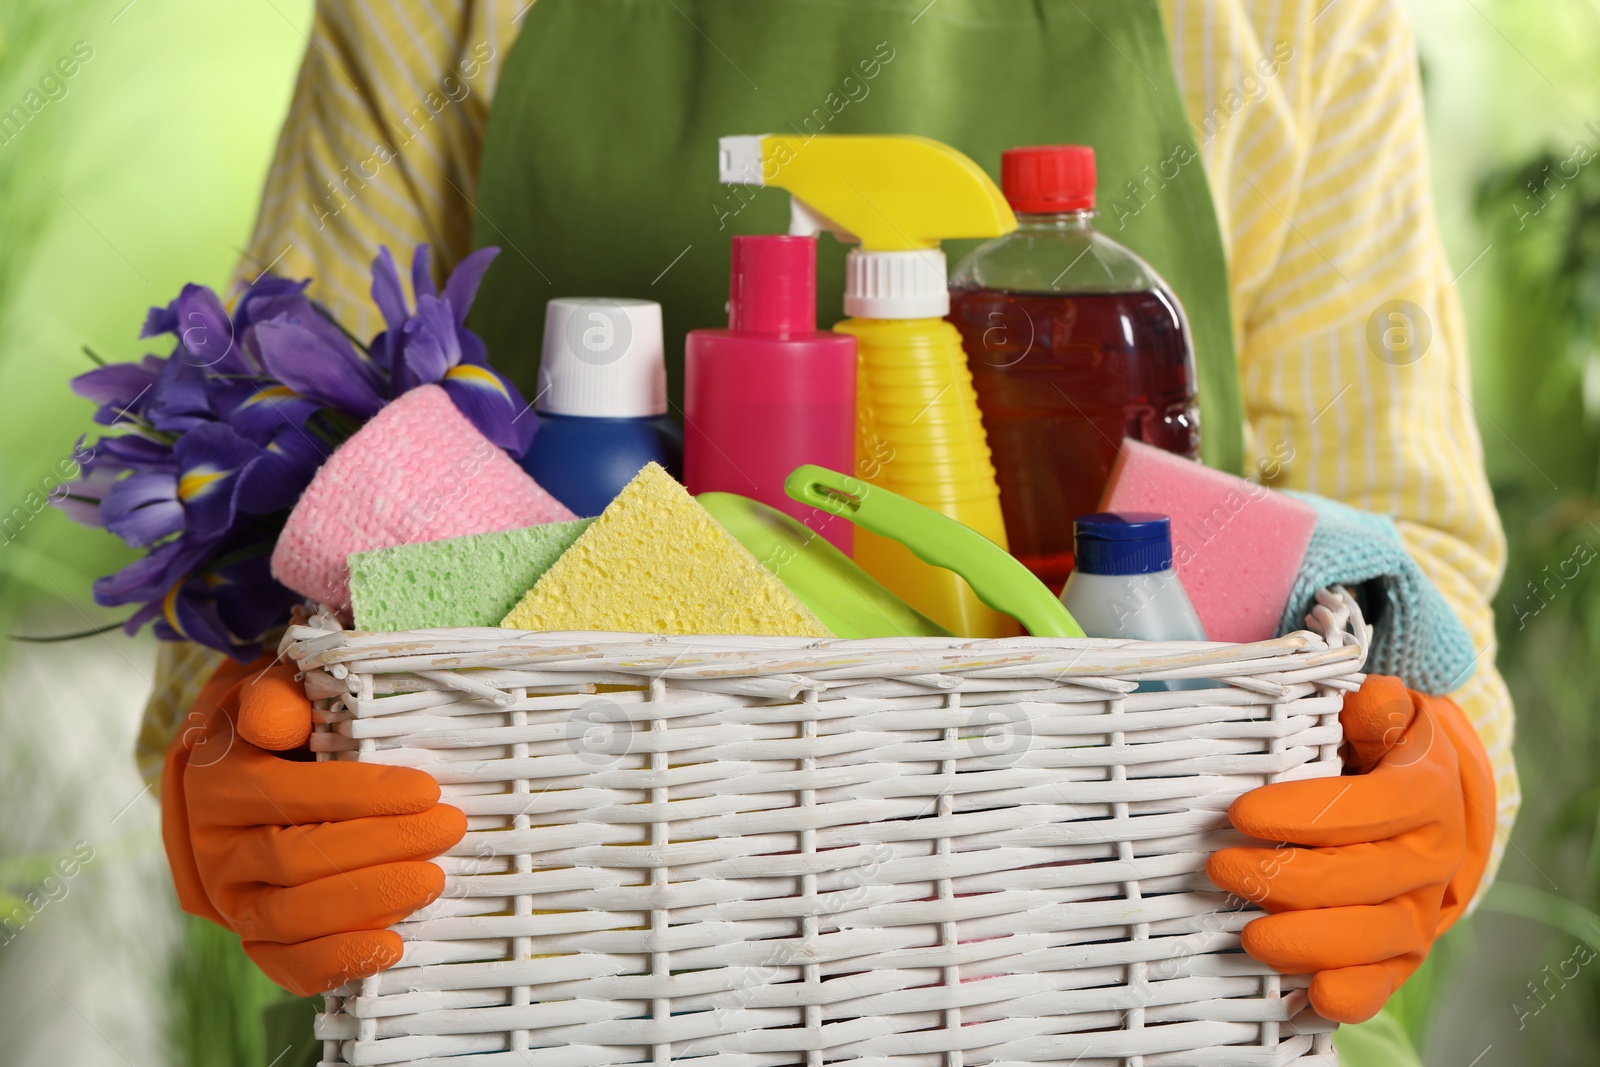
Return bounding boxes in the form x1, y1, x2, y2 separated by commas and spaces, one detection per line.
139, 0, 1517, 888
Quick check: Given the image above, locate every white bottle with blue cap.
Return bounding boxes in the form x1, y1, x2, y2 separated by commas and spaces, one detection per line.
1061, 513, 1209, 689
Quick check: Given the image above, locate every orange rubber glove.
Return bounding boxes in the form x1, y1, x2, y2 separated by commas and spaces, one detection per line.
161, 656, 466, 996
1207, 675, 1495, 1024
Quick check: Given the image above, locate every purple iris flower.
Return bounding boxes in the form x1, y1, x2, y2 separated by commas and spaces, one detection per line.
55, 451, 120, 528
71, 355, 165, 427
98, 422, 261, 548
238, 422, 329, 514
93, 433, 177, 472
253, 314, 387, 420
142, 355, 218, 434
65, 242, 526, 659
232, 275, 313, 336
205, 379, 319, 445
369, 245, 530, 455
55, 434, 177, 528
149, 532, 300, 660
142, 284, 255, 375
107, 527, 298, 662
93, 533, 214, 615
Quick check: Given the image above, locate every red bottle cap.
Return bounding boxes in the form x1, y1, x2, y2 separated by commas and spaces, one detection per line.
1001, 145, 1096, 214
729, 235, 817, 335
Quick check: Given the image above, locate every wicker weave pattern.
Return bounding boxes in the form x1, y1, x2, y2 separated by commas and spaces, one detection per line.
288, 590, 1366, 1067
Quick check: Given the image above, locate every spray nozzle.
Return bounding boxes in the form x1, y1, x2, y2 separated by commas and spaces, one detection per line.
718, 134, 1014, 251
719, 134, 1016, 319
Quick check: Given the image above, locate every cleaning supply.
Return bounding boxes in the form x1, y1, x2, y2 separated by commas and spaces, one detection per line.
519, 298, 682, 516
1059, 513, 1210, 692
720, 134, 1017, 638
1208, 675, 1496, 1024
349, 518, 593, 632
1280, 491, 1478, 694
698, 492, 948, 638
271, 384, 576, 612
685, 236, 858, 552
501, 462, 829, 637
950, 146, 1200, 591
784, 465, 1083, 639
1100, 438, 1318, 644
1060, 514, 1207, 640
162, 657, 466, 997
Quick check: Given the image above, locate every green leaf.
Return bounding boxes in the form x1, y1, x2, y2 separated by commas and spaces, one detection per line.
1482, 882, 1600, 951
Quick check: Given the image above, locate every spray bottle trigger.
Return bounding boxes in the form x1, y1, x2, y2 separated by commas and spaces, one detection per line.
789, 198, 856, 244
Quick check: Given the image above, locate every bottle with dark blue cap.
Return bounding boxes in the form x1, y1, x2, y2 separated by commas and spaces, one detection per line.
1060, 513, 1210, 690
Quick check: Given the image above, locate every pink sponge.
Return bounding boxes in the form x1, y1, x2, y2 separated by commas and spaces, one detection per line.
1100, 439, 1317, 643
271, 384, 574, 610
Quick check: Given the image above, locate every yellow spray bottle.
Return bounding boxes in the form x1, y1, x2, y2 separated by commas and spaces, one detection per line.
719, 134, 1019, 637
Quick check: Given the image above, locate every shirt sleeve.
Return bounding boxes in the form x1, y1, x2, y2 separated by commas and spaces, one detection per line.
139, 0, 529, 788
1175, 0, 1518, 889
232, 0, 526, 332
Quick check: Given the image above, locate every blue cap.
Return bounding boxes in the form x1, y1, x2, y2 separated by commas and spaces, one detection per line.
1073, 512, 1173, 575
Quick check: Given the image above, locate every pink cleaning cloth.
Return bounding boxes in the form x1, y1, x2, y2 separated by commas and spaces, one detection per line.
271, 384, 574, 610
1100, 439, 1318, 643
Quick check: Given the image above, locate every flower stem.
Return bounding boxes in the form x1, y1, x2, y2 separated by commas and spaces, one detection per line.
8, 620, 128, 643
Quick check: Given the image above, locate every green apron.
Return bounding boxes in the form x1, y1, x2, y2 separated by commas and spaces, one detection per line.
470, 0, 1245, 475
265, 1, 1428, 1062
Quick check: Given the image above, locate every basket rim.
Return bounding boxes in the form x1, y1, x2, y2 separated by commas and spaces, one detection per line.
282, 588, 1368, 694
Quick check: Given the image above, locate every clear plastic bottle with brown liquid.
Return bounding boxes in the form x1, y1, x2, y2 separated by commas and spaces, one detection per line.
949, 145, 1200, 591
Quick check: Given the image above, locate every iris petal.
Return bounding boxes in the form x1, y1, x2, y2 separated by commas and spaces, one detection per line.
207, 542, 299, 650
444, 363, 511, 399
232, 275, 310, 335
224, 382, 321, 442
441, 247, 499, 327
145, 357, 214, 433
441, 375, 523, 454
141, 300, 179, 339
255, 319, 386, 418
369, 327, 400, 376
71, 361, 162, 425
93, 536, 211, 607
412, 244, 436, 302
370, 246, 410, 333
396, 297, 461, 393
101, 471, 183, 548
456, 326, 491, 369
238, 425, 327, 514
173, 284, 249, 373
173, 423, 262, 540
54, 495, 107, 527
90, 434, 177, 474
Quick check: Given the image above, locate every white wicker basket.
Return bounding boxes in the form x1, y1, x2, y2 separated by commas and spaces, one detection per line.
286, 587, 1368, 1067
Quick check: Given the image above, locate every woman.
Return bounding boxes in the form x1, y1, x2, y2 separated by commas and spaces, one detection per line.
151, 3, 1515, 1064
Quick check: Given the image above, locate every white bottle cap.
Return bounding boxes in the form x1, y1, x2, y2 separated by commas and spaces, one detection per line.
844, 248, 949, 319
538, 298, 667, 417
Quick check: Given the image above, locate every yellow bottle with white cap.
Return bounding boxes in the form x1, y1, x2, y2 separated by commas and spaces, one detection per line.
719, 134, 1019, 637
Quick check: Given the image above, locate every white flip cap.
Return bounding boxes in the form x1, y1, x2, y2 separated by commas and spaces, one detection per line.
844, 249, 949, 319
538, 298, 666, 418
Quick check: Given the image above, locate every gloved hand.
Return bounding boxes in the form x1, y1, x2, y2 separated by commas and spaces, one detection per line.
161, 655, 467, 996
1207, 675, 1495, 1023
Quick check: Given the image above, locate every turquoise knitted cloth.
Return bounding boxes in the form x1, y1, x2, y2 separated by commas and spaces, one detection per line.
1276, 491, 1478, 695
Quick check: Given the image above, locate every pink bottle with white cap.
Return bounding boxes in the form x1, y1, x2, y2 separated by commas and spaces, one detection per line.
684, 235, 858, 553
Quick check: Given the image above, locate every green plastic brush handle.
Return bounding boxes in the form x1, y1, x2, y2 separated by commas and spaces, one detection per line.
783, 465, 1086, 638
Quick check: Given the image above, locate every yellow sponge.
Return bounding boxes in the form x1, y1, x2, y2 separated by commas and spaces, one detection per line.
500, 463, 831, 637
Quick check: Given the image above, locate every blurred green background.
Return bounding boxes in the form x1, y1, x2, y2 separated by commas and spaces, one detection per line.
3, 0, 1599, 1063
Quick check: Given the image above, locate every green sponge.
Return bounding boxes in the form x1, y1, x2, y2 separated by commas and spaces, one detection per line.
349, 519, 593, 631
